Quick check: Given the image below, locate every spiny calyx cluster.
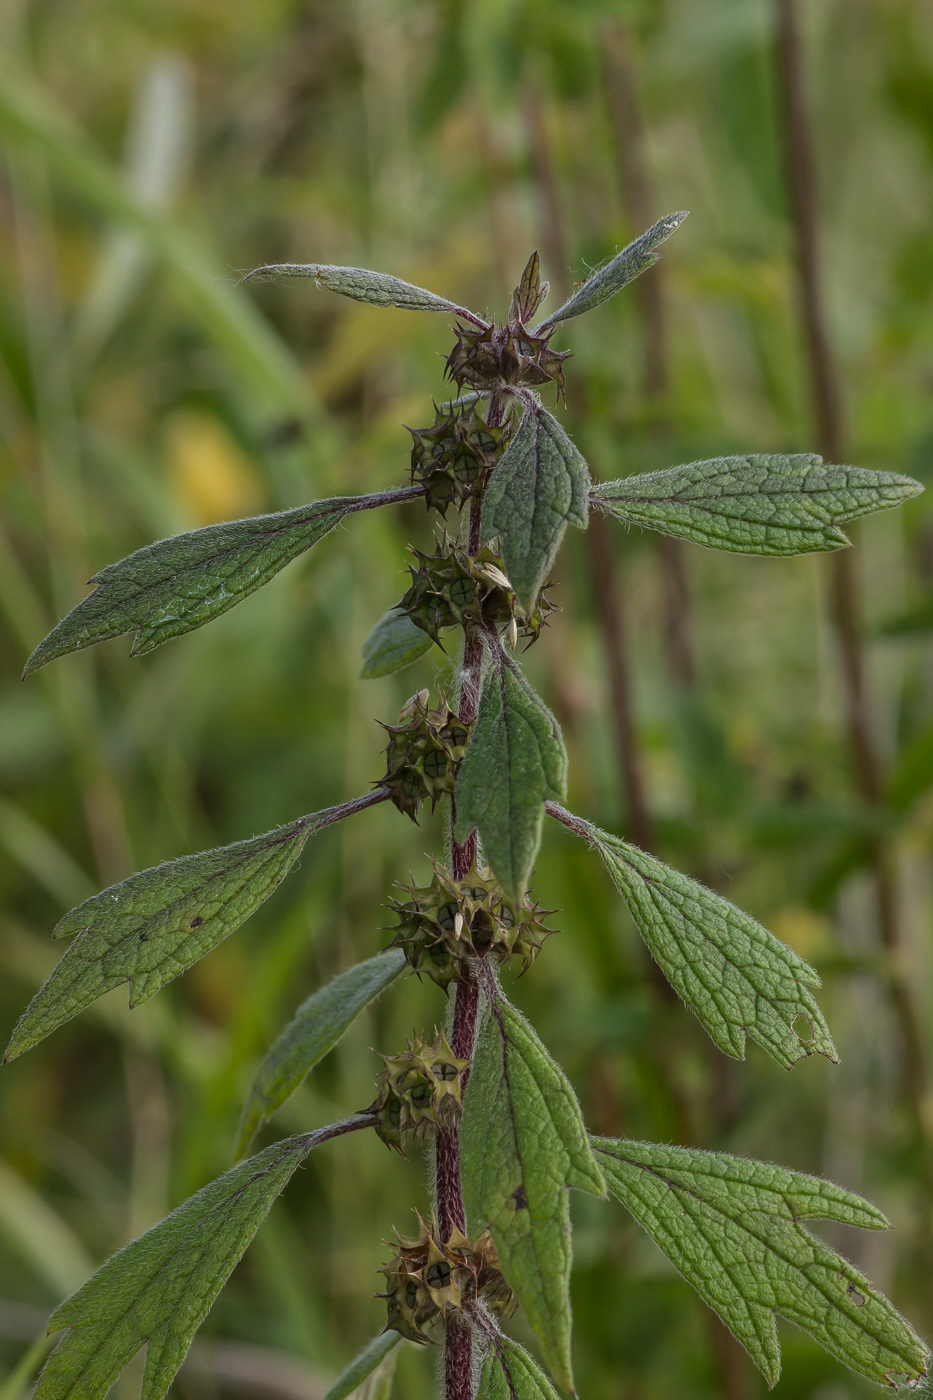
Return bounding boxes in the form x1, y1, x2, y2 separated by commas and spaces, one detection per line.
446, 251, 569, 397
389, 860, 552, 988
378, 691, 470, 822
408, 399, 506, 513
379, 1215, 516, 1344
400, 538, 555, 648
370, 1031, 470, 1152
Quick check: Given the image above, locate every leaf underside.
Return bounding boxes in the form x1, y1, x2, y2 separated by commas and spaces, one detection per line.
595, 1137, 930, 1389
4, 808, 342, 1061
481, 406, 589, 613
574, 817, 836, 1067
244, 262, 479, 319
36, 1135, 315, 1400
24, 497, 357, 674
360, 606, 433, 678
460, 989, 605, 1394
455, 648, 567, 901
322, 1332, 401, 1400
477, 1335, 560, 1400
593, 455, 923, 556
541, 212, 688, 327
236, 948, 407, 1158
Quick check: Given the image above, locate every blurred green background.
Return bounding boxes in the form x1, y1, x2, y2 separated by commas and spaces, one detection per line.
1, 0, 933, 1397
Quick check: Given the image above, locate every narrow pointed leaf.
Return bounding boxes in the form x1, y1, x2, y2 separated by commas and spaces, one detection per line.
595, 1138, 929, 1388
322, 1333, 401, 1400
477, 1336, 560, 1400
539, 212, 687, 327
592, 456, 922, 557
510, 252, 548, 325
559, 812, 836, 1067
460, 986, 605, 1394
360, 607, 433, 678
243, 262, 486, 324
36, 1123, 370, 1400
481, 406, 589, 613
24, 489, 423, 674
455, 648, 567, 901
4, 794, 385, 1061
236, 948, 406, 1158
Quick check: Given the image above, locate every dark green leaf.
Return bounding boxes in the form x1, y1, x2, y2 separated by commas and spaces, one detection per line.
36, 1125, 369, 1400
461, 983, 605, 1394
455, 647, 567, 901
4, 794, 386, 1061
539, 213, 687, 327
322, 1333, 401, 1400
481, 406, 589, 613
592, 456, 922, 556
595, 1137, 929, 1388
477, 1335, 560, 1400
24, 489, 423, 674
509, 252, 548, 326
558, 811, 836, 1067
360, 607, 433, 679
243, 262, 486, 324
236, 949, 407, 1158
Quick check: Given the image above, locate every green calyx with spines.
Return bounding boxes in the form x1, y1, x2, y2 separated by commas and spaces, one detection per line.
389, 860, 553, 989
378, 691, 471, 822
408, 400, 506, 514
370, 1031, 471, 1153
399, 536, 556, 649
378, 1215, 516, 1344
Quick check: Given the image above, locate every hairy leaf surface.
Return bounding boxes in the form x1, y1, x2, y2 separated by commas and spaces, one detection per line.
243, 262, 485, 322
360, 607, 433, 678
592, 456, 922, 556
455, 648, 567, 900
461, 986, 605, 1393
477, 1336, 560, 1400
5, 796, 384, 1061
540, 213, 687, 327
36, 1134, 319, 1400
595, 1138, 929, 1388
481, 406, 589, 613
322, 1333, 401, 1400
236, 949, 407, 1157
565, 814, 836, 1067
24, 491, 424, 673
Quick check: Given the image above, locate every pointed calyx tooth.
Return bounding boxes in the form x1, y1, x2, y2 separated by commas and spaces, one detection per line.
377, 690, 471, 823
378, 1215, 517, 1344
369, 1029, 471, 1152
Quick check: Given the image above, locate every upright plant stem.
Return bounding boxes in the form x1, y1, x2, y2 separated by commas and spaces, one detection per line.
773, 0, 929, 1144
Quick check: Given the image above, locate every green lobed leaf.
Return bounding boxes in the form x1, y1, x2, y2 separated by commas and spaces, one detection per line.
454, 645, 567, 901
592, 455, 922, 557
36, 1131, 331, 1400
563, 813, 836, 1068
594, 1137, 930, 1389
235, 949, 407, 1158
322, 1333, 401, 1400
360, 607, 433, 678
481, 406, 589, 613
477, 1335, 560, 1400
539, 213, 687, 327
460, 983, 605, 1394
4, 795, 385, 1061
243, 262, 486, 324
23, 489, 422, 674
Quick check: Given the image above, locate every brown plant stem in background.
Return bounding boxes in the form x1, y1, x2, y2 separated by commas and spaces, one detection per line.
774, 0, 930, 1148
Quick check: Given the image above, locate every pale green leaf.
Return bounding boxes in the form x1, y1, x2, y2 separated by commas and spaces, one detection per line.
481, 406, 589, 613
24, 490, 422, 674
4, 795, 385, 1061
360, 607, 433, 678
36, 1125, 368, 1400
595, 1137, 930, 1388
539, 213, 687, 328
461, 984, 605, 1394
592, 456, 922, 557
243, 262, 486, 325
477, 1335, 560, 1400
322, 1333, 401, 1400
455, 647, 567, 901
564, 813, 836, 1068
236, 949, 407, 1158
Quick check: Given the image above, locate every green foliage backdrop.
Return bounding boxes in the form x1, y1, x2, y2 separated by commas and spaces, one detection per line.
1, 2, 933, 1398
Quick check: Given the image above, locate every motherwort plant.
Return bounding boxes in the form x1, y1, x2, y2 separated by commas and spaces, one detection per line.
8, 215, 929, 1400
